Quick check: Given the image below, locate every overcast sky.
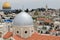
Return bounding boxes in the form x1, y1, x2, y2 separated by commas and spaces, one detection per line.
0, 0, 60, 9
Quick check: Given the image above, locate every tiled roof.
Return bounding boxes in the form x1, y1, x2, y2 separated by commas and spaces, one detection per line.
45, 19, 52, 23
37, 18, 45, 21
27, 32, 60, 40
13, 32, 60, 40
3, 32, 60, 40
3, 32, 13, 39
13, 35, 24, 40
26, 32, 40, 40
50, 30, 57, 32
37, 18, 52, 23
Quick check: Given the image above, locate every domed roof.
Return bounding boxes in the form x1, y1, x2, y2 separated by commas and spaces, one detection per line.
2, 2, 11, 9
13, 12, 33, 26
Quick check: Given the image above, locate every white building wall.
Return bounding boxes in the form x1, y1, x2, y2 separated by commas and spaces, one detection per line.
12, 26, 34, 38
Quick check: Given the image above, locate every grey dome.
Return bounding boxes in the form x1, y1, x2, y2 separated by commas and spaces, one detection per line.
13, 12, 33, 26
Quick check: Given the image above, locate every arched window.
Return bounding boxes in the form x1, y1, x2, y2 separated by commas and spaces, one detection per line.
25, 31, 27, 34
41, 31, 43, 33
17, 31, 19, 33
38, 30, 40, 33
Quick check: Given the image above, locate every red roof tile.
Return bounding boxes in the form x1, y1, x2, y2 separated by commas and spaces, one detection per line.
50, 30, 57, 32
37, 18, 45, 21
3, 32, 13, 39
26, 32, 40, 40
27, 32, 60, 40
37, 18, 52, 23
11, 32, 60, 40
13, 35, 24, 40
45, 19, 52, 23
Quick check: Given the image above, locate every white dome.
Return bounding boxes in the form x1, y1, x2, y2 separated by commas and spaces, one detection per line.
13, 12, 33, 26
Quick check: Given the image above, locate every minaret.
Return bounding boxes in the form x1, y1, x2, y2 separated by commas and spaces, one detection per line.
45, 4, 48, 12
22, 5, 24, 12
45, 4, 48, 16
